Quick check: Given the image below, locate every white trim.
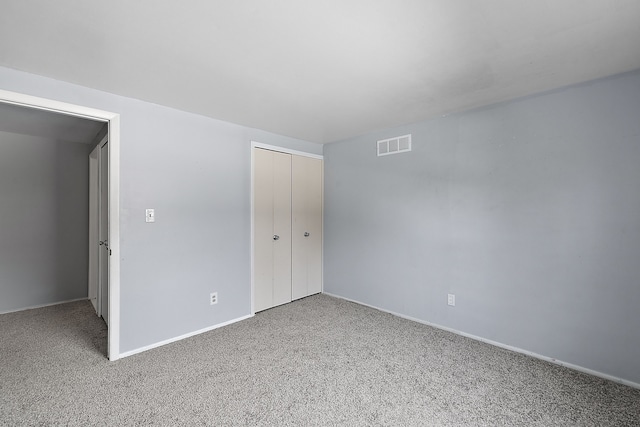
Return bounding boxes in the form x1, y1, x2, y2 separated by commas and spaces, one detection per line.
0, 89, 121, 361
321, 161, 324, 294
0, 298, 88, 315
250, 146, 256, 315
107, 116, 121, 360
251, 141, 323, 160
323, 292, 640, 390
0, 90, 115, 122
119, 314, 254, 358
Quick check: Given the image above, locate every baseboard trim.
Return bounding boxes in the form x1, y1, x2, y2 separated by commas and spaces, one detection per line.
323, 292, 640, 390
0, 298, 89, 315
118, 314, 254, 359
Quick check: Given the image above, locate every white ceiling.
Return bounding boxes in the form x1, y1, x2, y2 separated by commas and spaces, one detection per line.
1, 1, 639, 143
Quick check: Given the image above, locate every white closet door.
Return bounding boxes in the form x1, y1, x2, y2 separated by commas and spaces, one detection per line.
271, 151, 292, 306
254, 148, 292, 312
291, 155, 323, 300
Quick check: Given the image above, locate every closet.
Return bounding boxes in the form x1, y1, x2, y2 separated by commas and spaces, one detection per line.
253, 147, 322, 312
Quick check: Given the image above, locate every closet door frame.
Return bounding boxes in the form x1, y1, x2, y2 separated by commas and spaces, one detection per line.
250, 141, 323, 315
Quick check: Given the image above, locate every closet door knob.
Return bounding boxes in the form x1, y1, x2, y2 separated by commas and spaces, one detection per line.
304, 232, 310, 237
273, 235, 280, 240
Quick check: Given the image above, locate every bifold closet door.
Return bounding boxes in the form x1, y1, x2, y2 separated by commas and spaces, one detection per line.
254, 148, 292, 312
291, 155, 323, 300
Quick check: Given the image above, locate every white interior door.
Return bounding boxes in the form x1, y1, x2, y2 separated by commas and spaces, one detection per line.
272, 151, 292, 306
253, 148, 292, 312
88, 145, 99, 313
254, 148, 274, 312
99, 138, 109, 325
292, 155, 323, 300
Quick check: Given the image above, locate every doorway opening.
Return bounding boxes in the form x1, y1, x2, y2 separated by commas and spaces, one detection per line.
0, 89, 121, 360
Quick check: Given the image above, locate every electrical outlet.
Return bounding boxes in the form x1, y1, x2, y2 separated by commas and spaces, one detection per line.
447, 294, 455, 306
210, 292, 218, 305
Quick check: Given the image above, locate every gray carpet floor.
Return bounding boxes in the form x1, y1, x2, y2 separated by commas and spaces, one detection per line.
1, 294, 638, 426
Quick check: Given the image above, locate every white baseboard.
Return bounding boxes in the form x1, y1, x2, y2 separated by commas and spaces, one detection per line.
118, 314, 254, 359
323, 292, 640, 390
0, 297, 88, 315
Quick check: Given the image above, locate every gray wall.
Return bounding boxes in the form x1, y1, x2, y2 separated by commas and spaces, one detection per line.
324, 70, 640, 385
0, 131, 91, 312
0, 66, 321, 353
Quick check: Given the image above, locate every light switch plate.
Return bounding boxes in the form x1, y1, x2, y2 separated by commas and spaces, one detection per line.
447, 294, 455, 306
145, 209, 155, 223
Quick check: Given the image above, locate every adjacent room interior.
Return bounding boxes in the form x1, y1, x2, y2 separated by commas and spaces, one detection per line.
0, 104, 106, 316
1, 1, 639, 425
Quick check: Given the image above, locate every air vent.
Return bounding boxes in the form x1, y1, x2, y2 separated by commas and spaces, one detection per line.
377, 134, 411, 156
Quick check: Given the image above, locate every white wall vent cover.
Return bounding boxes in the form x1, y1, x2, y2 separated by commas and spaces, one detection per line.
377, 134, 411, 156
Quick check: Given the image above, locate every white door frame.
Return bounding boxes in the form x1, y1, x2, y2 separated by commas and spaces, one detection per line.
250, 141, 323, 315
0, 89, 121, 361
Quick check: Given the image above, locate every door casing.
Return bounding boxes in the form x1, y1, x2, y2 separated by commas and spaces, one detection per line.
0, 89, 122, 361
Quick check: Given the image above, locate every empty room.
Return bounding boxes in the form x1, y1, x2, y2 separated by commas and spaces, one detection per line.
1, 1, 639, 425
